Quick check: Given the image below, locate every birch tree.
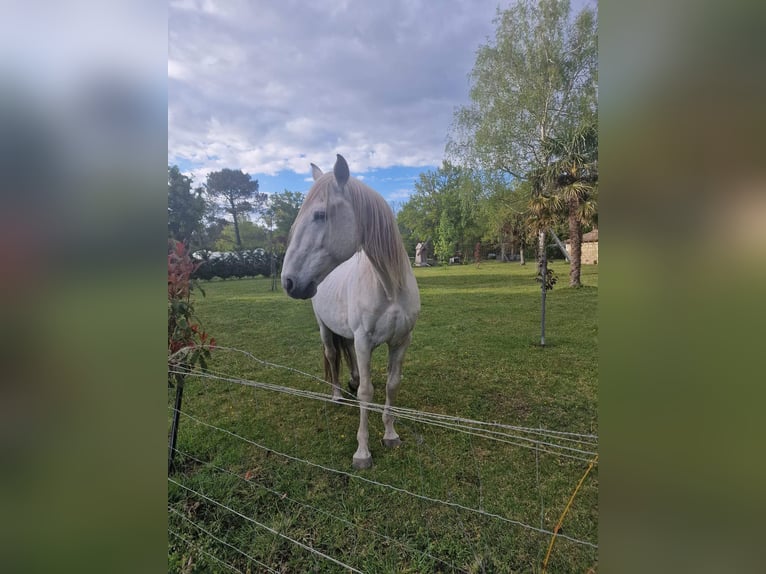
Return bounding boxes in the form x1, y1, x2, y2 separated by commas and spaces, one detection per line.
448, 0, 597, 279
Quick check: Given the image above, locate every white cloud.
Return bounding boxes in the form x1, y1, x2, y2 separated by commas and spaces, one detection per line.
167, 59, 188, 81
388, 190, 413, 203
168, 1, 531, 177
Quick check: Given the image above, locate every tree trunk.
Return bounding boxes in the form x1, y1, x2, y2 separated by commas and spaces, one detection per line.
549, 229, 571, 263
568, 197, 583, 287
230, 198, 242, 249
232, 217, 242, 249
520, 239, 526, 265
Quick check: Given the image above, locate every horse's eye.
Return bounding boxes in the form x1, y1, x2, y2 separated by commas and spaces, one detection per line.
313, 211, 326, 222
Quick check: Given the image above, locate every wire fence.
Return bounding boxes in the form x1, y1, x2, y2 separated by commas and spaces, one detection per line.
168, 346, 598, 573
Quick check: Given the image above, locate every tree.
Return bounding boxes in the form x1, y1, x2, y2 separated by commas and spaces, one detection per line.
477, 173, 530, 263
205, 169, 266, 249
396, 161, 483, 260
434, 210, 457, 264
541, 121, 598, 286
168, 165, 205, 246
448, 0, 597, 280
264, 190, 304, 290
198, 216, 227, 250
449, 0, 597, 180
212, 219, 269, 251
265, 190, 304, 255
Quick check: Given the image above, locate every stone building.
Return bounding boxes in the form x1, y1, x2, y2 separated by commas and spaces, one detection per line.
566, 229, 598, 265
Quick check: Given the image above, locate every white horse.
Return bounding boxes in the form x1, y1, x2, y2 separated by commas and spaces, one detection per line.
282, 155, 420, 469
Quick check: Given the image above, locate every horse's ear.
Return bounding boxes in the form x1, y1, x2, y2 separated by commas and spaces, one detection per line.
311, 163, 323, 181
334, 154, 350, 187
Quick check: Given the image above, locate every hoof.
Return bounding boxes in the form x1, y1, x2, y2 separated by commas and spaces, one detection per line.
352, 456, 373, 470
382, 437, 402, 448
347, 381, 359, 396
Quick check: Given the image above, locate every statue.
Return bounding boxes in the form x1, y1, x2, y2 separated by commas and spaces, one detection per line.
415, 242, 424, 266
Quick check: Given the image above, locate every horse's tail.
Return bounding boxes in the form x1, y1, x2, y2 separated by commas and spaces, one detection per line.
324, 331, 344, 383
340, 337, 355, 375
323, 331, 356, 387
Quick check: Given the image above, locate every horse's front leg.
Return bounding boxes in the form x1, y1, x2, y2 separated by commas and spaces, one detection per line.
382, 334, 411, 447
351, 338, 374, 469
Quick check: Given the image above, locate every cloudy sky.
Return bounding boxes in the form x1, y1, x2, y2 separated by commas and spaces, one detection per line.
169, 0, 594, 205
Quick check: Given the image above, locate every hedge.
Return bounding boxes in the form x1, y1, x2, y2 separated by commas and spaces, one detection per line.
191, 249, 279, 280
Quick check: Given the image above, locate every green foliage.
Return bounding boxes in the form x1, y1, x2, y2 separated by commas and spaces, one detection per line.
266, 190, 304, 236
536, 265, 558, 291
167, 240, 215, 384
385, 1, 598, 264
541, 120, 599, 224
449, 0, 597, 178
205, 190, 303, 264
205, 168, 263, 211
212, 219, 269, 251
434, 209, 456, 264
446, 0, 598, 267
265, 190, 304, 256
192, 250, 274, 281
478, 175, 532, 257
397, 161, 483, 258
205, 169, 266, 249
168, 165, 206, 247
168, 262, 598, 572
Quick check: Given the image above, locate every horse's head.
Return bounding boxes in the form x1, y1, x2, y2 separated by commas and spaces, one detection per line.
282, 154, 361, 299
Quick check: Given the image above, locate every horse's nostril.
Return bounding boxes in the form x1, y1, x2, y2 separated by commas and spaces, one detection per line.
284, 277, 294, 293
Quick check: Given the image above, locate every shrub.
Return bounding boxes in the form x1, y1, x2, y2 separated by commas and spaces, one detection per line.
168, 240, 215, 384
191, 248, 275, 280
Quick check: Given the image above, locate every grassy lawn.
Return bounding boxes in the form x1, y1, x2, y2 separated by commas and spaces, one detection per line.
168, 260, 598, 573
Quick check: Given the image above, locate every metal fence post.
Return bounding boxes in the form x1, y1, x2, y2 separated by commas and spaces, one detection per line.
168, 375, 185, 473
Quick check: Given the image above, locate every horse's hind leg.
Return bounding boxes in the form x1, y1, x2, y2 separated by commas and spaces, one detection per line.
342, 338, 360, 395
318, 323, 343, 401
382, 334, 412, 448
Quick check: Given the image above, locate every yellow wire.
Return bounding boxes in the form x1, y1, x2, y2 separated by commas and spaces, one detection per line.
541, 453, 599, 573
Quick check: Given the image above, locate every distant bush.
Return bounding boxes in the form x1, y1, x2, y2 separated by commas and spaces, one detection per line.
191, 249, 278, 280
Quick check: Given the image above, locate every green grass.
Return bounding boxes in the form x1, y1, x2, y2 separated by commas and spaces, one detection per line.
168, 260, 598, 573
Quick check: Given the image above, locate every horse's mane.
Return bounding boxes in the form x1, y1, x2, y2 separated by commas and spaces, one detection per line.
294, 172, 409, 294
346, 177, 409, 294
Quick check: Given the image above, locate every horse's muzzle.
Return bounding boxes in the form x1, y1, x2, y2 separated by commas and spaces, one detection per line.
282, 276, 317, 299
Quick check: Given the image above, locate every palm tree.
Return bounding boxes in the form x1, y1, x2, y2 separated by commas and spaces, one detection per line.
541, 123, 598, 287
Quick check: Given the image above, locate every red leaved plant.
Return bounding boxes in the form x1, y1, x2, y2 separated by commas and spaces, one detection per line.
168, 239, 215, 384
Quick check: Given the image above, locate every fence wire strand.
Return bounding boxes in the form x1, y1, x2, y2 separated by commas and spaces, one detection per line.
169, 477, 364, 573
168, 528, 245, 574
172, 447, 462, 572
211, 346, 597, 442
168, 344, 599, 571
169, 364, 597, 463
171, 407, 597, 550
169, 506, 280, 574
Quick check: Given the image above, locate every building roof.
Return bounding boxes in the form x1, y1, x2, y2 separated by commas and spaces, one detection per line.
565, 229, 598, 245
